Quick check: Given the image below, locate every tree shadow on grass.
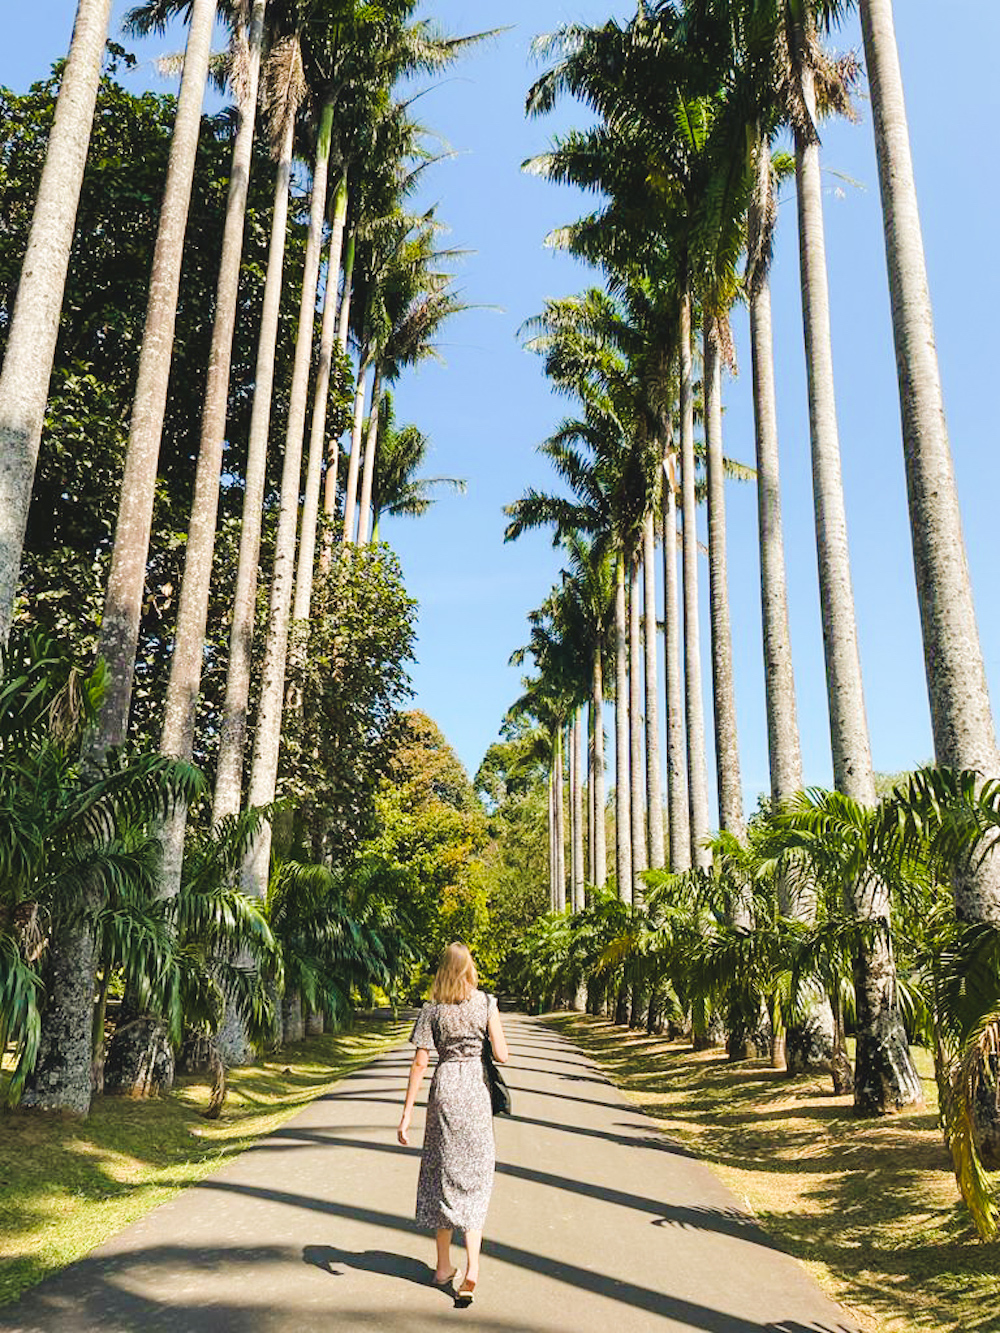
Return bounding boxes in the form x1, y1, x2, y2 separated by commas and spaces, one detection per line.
544, 1013, 998, 1333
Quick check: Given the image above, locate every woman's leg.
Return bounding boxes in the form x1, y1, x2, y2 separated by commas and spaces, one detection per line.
462, 1228, 482, 1285
433, 1227, 455, 1282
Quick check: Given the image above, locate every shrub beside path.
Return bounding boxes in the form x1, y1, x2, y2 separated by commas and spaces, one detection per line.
0, 1013, 863, 1332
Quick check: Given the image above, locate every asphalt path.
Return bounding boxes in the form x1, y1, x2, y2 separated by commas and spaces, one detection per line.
1, 1013, 864, 1333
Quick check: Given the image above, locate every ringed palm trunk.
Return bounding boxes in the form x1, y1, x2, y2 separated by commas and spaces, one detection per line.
0, 0, 113, 644
555, 727, 566, 911
662, 457, 690, 871
241, 99, 336, 900
568, 713, 578, 910
153, 0, 267, 904
320, 227, 355, 565
591, 650, 607, 888
642, 510, 665, 869
356, 363, 382, 545
750, 261, 824, 1070
749, 272, 803, 819
21, 0, 217, 1118
794, 56, 920, 1114
212, 107, 297, 823
292, 164, 348, 632
860, 0, 1000, 925
548, 769, 556, 911
679, 292, 711, 870
703, 317, 745, 846
341, 352, 370, 544
573, 708, 586, 907
628, 555, 646, 892
614, 550, 632, 903
86, 0, 218, 759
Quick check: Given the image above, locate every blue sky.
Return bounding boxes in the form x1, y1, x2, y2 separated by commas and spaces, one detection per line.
5, 1, 1000, 811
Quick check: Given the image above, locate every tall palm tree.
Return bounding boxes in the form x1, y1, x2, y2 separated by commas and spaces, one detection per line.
212, 36, 304, 823
661, 456, 690, 871
86, 0, 219, 761
354, 210, 466, 546
641, 509, 665, 870
368, 393, 466, 540
856, 0, 1000, 922
0, 0, 114, 643
703, 314, 745, 843
18, 0, 219, 1111
241, 86, 341, 899
151, 0, 269, 901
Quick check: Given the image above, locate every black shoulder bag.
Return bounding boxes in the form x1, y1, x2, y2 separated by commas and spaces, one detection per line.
482, 998, 511, 1116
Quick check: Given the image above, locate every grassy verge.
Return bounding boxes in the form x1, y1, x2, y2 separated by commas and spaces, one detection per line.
542, 1012, 999, 1333
0, 1016, 408, 1306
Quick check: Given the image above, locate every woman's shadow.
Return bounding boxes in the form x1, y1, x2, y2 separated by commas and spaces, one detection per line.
303, 1243, 451, 1297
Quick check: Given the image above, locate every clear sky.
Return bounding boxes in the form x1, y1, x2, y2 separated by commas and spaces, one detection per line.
5, 1, 1000, 809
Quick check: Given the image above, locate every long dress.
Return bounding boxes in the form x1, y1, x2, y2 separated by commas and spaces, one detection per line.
411, 989, 497, 1232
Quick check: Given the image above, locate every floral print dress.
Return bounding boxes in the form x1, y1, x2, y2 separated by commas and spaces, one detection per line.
410, 989, 497, 1231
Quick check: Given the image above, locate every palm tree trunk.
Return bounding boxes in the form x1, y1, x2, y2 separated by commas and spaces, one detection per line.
750, 257, 833, 1070
356, 363, 382, 545
155, 0, 267, 899
292, 166, 348, 630
86, 0, 218, 758
642, 510, 665, 869
548, 768, 556, 910
679, 292, 711, 870
335, 230, 355, 353
703, 316, 745, 844
574, 708, 586, 907
568, 712, 578, 910
555, 727, 566, 911
587, 701, 595, 886
0, 0, 113, 644
592, 650, 607, 888
21, 0, 217, 1118
242, 100, 336, 898
213, 110, 297, 823
614, 551, 633, 902
320, 228, 355, 566
662, 464, 690, 871
794, 57, 920, 1113
341, 355, 370, 545
629, 554, 647, 895
750, 275, 803, 812
860, 0, 1000, 922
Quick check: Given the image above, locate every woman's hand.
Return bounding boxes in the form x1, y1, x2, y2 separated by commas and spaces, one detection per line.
397, 1112, 411, 1146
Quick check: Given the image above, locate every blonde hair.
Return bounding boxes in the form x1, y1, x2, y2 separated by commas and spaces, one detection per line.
429, 942, 478, 1005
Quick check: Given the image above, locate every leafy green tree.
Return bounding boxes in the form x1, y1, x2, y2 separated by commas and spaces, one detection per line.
280, 543, 417, 866
0, 59, 312, 757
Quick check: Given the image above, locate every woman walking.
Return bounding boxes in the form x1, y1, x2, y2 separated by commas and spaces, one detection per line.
397, 942, 509, 1307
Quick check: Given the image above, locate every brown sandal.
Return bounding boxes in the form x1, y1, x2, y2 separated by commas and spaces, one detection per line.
455, 1279, 476, 1308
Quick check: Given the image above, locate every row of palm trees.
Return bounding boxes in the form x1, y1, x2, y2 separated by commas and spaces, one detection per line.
0, 0, 479, 1113
505, 0, 998, 1119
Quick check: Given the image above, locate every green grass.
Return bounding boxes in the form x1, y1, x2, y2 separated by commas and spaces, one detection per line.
543, 1013, 1000, 1333
0, 1017, 407, 1306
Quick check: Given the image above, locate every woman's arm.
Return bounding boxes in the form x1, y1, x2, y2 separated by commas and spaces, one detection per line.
397, 1047, 430, 1144
487, 1008, 509, 1064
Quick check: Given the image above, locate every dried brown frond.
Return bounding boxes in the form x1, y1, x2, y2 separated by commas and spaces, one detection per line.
46, 667, 84, 745
814, 49, 862, 123
262, 35, 305, 160
745, 136, 777, 297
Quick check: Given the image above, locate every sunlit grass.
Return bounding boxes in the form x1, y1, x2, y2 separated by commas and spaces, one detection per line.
0, 1017, 407, 1306
543, 1013, 1000, 1333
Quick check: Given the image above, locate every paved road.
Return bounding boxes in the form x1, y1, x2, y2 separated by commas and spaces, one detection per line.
1, 1014, 863, 1333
